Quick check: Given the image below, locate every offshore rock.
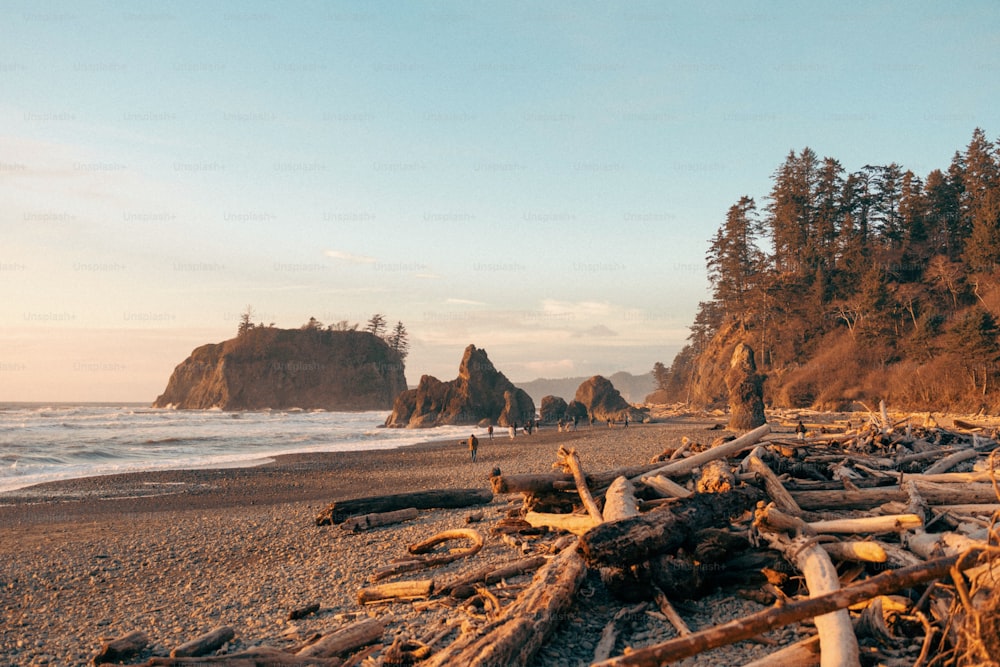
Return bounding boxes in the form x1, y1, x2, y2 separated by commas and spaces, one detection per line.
153, 327, 406, 411
573, 375, 648, 423
384, 344, 536, 428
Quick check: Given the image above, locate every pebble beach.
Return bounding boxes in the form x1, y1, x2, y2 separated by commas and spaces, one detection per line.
0, 417, 805, 666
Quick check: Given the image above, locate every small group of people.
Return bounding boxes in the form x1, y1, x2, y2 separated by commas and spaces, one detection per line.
463, 417, 542, 461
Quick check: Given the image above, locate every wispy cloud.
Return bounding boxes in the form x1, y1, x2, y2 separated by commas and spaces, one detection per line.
324, 249, 376, 264
573, 324, 619, 338
446, 298, 487, 306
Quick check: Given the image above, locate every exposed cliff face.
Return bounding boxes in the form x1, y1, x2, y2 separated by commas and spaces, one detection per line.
574, 375, 648, 422
152, 327, 407, 411
384, 344, 536, 428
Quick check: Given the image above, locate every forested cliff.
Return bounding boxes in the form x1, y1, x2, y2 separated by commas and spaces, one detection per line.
657, 128, 1000, 413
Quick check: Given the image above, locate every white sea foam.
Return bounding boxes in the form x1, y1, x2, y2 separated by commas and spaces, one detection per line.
0, 403, 475, 493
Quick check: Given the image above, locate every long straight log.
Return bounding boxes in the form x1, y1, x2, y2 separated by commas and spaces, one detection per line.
490, 463, 667, 495
922, 448, 979, 474
557, 446, 604, 522
315, 488, 492, 525
423, 542, 587, 667
580, 487, 762, 568
357, 579, 433, 604
790, 481, 1000, 511
524, 511, 599, 535
340, 507, 419, 532
170, 627, 235, 658
636, 423, 771, 482
135, 647, 341, 665
295, 617, 384, 659
744, 448, 802, 515
590, 549, 985, 667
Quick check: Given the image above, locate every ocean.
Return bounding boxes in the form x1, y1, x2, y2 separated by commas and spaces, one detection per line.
0, 403, 474, 494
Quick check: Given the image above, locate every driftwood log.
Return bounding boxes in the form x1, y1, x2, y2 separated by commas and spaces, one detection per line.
580, 487, 762, 568
169, 627, 235, 658
315, 488, 492, 525
295, 617, 384, 659
438, 555, 548, 598
93, 630, 149, 665
590, 549, 986, 667
340, 507, 419, 532
131, 647, 341, 666
372, 529, 484, 581
422, 541, 587, 667
637, 423, 772, 482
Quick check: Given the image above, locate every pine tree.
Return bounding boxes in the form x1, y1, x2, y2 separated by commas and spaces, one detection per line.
961, 129, 1000, 273
706, 196, 764, 321
387, 321, 409, 361
365, 313, 388, 338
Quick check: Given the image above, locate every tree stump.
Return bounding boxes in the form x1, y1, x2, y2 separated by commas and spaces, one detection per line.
725, 343, 766, 431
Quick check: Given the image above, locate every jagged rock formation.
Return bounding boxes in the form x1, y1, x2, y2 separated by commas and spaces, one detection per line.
725, 343, 767, 430
573, 376, 648, 423
152, 327, 407, 411
384, 345, 536, 428
539, 395, 568, 424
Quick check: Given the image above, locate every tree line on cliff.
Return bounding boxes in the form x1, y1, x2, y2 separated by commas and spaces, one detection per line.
654, 128, 1000, 412
238, 306, 409, 362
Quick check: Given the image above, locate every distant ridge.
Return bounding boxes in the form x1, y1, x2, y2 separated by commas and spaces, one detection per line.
517, 371, 655, 406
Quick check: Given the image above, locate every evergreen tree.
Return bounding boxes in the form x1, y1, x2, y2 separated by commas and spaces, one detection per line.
365, 313, 388, 338
962, 129, 1000, 273
706, 196, 764, 320
237, 305, 256, 337
387, 321, 409, 361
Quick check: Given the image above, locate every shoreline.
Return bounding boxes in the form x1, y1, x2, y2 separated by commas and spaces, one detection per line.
2, 417, 800, 667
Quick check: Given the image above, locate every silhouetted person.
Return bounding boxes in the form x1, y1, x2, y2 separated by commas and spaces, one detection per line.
468, 434, 479, 462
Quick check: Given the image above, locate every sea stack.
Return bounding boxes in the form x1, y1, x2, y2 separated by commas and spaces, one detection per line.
725, 342, 766, 430
384, 344, 535, 428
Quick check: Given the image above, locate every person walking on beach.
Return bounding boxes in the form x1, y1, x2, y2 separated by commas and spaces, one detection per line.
796, 420, 806, 441
509, 422, 516, 439
487, 424, 494, 441
468, 434, 479, 462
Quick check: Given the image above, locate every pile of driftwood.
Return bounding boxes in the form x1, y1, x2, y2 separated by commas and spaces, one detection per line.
108, 409, 1000, 667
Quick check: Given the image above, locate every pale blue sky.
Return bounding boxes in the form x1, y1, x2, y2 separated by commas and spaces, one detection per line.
2, 1, 998, 401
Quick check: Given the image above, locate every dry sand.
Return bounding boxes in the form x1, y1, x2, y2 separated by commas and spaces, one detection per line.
0, 417, 807, 666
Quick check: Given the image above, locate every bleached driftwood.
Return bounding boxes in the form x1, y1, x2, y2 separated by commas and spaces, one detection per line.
744, 448, 802, 514
357, 579, 434, 604
821, 541, 887, 564
922, 448, 979, 475
602, 476, 640, 521
757, 531, 860, 667
524, 511, 599, 536
807, 514, 923, 534
636, 423, 771, 482
641, 474, 693, 499
555, 446, 605, 522
137, 647, 342, 665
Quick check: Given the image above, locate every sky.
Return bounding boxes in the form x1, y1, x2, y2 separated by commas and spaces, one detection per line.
1, 1, 999, 402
